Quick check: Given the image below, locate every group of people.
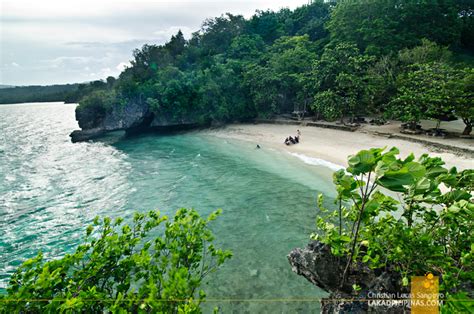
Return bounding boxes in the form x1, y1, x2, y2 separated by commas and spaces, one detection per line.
284, 130, 301, 146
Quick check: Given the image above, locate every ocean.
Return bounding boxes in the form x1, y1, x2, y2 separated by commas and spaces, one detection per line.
0, 102, 339, 312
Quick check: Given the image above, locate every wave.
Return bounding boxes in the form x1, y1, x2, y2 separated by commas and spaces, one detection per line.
288, 152, 345, 171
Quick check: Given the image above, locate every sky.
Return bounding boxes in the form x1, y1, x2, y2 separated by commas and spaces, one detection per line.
0, 0, 309, 86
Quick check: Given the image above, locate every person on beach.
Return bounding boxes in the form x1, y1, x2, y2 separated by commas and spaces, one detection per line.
284, 135, 300, 145
296, 130, 301, 143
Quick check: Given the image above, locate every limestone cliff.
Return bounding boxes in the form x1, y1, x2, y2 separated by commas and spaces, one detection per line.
70, 101, 199, 142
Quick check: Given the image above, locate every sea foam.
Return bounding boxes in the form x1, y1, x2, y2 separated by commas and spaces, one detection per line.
289, 152, 345, 171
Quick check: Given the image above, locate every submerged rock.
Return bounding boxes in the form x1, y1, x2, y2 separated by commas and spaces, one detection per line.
250, 269, 259, 277
288, 241, 409, 313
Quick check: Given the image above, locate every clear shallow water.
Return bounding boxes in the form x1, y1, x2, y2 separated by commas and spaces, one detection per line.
0, 102, 335, 312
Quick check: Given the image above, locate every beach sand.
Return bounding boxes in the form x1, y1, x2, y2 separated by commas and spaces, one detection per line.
206, 123, 473, 170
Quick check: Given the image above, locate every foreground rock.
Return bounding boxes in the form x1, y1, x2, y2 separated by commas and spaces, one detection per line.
288, 241, 409, 313
70, 101, 199, 142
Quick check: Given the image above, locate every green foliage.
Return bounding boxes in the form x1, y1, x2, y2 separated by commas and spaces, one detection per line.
71, 0, 472, 133
0, 208, 232, 313
3, 1, 472, 129
311, 43, 375, 122
327, 0, 463, 56
314, 147, 473, 306
245, 35, 316, 117
398, 39, 453, 67
365, 40, 453, 113
365, 55, 398, 112
0, 84, 80, 104
200, 14, 246, 55
448, 67, 474, 135
78, 90, 117, 113
441, 291, 474, 313
387, 62, 471, 130
312, 90, 342, 121
65, 79, 114, 104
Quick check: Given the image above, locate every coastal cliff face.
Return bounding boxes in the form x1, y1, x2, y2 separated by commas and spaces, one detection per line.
288, 241, 409, 313
70, 101, 198, 142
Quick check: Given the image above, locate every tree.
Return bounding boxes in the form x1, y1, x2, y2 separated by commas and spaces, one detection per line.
0, 84, 80, 104
199, 13, 246, 55
244, 35, 316, 117
144, 66, 198, 122
312, 90, 342, 121
247, 10, 284, 44
228, 34, 265, 60
106, 76, 116, 89
311, 43, 374, 122
449, 68, 474, 135
365, 55, 398, 114
388, 63, 457, 131
69, 0, 472, 134
165, 30, 187, 57
327, 0, 462, 56
289, 0, 331, 41
0, 209, 232, 313
398, 39, 452, 68
459, 4, 474, 52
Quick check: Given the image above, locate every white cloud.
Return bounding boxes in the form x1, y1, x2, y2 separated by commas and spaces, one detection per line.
42, 56, 92, 68
1, 0, 309, 85
98, 67, 114, 78
11, 62, 20, 67
116, 62, 131, 71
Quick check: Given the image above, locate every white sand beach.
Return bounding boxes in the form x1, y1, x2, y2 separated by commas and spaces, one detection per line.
207, 123, 473, 170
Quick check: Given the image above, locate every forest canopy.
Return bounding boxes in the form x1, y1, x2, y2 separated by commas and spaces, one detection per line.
75, 0, 473, 134
4, 1, 473, 134
0, 84, 79, 104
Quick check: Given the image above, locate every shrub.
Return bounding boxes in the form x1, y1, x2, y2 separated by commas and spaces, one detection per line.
77, 90, 117, 114
313, 147, 473, 309
0, 208, 232, 313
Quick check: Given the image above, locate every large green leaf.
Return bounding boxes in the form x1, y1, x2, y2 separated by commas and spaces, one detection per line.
414, 177, 431, 193
405, 162, 426, 179
426, 166, 448, 179
377, 169, 414, 192
443, 190, 472, 204
348, 150, 377, 175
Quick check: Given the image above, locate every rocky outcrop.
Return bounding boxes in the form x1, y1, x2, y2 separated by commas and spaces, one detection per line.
70, 101, 199, 142
102, 101, 152, 131
288, 241, 409, 313
70, 128, 105, 143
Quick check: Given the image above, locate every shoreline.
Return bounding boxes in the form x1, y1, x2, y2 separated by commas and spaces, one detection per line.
205, 123, 473, 171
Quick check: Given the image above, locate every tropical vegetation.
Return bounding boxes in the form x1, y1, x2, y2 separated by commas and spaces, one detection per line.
0, 209, 232, 313
72, 0, 473, 134
0, 84, 80, 104
314, 147, 473, 312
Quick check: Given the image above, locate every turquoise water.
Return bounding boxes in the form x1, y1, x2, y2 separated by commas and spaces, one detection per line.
0, 102, 335, 312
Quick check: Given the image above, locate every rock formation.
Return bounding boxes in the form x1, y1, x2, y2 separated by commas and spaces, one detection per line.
70, 101, 199, 142
288, 241, 409, 313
